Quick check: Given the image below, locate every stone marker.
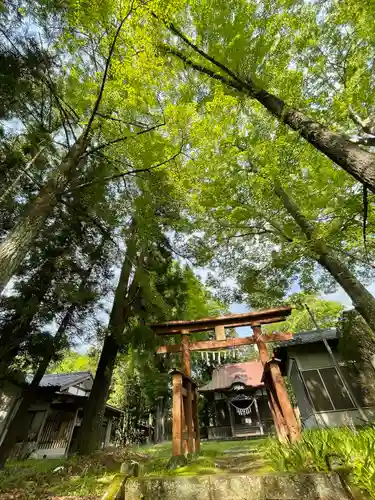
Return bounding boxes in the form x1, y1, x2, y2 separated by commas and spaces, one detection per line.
125, 473, 352, 500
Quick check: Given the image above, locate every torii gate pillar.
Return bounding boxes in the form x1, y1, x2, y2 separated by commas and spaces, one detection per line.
151, 306, 300, 456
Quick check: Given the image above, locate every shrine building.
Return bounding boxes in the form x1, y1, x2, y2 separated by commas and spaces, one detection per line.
200, 360, 272, 439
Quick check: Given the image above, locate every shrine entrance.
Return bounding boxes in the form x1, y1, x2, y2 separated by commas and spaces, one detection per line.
150, 306, 301, 456
200, 360, 272, 440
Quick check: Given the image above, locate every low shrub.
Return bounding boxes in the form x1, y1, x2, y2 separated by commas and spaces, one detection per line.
263, 426, 375, 498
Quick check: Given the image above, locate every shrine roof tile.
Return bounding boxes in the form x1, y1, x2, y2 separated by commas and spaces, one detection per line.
199, 361, 264, 392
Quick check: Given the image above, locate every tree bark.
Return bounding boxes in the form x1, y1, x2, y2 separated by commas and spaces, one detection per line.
0, 248, 66, 375
0, 135, 88, 294
165, 39, 375, 192
275, 183, 375, 331
155, 396, 166, 443
252, 89, 375, 191
75, 225, 138, 455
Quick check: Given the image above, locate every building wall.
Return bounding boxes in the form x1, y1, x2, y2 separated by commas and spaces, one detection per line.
288, 342, 375, 429
288, 345, 337, 371
304, 408, 375, 429
0, 381, 22, 444
31, 447, 67, 459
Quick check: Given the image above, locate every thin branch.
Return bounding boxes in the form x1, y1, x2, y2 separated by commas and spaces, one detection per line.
265, 219, 294, 242
154, 13, 245, 87
349, 106, 375, 136
66, 146, 182, 193
0, 147, 46, 202
328, 245, 375, 271
350, 136, 375, 147
224, 230, 274, 240
161, 44, 241, 92
83, 122, 165, 157
96, 112, 150, 128
83, 5, 134, 140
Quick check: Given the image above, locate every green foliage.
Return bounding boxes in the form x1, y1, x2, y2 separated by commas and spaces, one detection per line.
264, 427, 375, 498
47, 349, 98, 374
264, 294, 344, 333
108, 264, 228, 443
131, 439, 268, 477
0, 454, 122, 499
1, 0, 375, 460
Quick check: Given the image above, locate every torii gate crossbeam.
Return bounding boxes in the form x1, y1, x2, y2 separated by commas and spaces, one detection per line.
150, 306, 300, 456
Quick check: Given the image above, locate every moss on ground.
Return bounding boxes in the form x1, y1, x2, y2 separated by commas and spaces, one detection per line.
0, 439, 269, 498
0, 453, 121, 499
136, 439, 270, 477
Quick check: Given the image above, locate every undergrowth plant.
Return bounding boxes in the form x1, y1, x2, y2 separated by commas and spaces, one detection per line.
263, 427, 375, 498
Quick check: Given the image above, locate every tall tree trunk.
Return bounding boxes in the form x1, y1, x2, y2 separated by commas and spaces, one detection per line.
155, 397, 165, 443
0, 135, 88, 294
166, 35, 375, 192
76, 226, 138, 455
76, 334, 120, 454
0, 248, 66, 376
275, 183, 375, 331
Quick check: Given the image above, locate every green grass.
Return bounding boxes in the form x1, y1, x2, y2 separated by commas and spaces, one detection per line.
0, 453, 122, 499
2, 432, 374, 498
0, 439, 269, 498
263, 426, 375, 498
133, 438, 270, 476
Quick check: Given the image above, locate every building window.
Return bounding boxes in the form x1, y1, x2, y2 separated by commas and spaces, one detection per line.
302, 367, 354, 412
289, 360, 314, 418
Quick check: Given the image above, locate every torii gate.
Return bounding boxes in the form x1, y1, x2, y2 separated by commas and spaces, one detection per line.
150, 306, 300, 456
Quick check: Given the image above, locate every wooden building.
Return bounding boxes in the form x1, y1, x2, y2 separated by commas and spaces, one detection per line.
0, 371, 122, 459
200, 361, 273, 440
275, 328, 375, 429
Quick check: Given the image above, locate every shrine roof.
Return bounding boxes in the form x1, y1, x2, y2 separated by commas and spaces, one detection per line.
199, 361, 264, 392
274, 328, 338, 348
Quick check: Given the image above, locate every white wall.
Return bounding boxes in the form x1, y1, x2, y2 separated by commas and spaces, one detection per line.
303, 407, 375, 429
67, 386, 87, 396
31, 447, 67, 459
0, 382, 22, 444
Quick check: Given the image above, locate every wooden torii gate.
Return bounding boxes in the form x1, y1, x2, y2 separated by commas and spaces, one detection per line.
150, 306, 300, 456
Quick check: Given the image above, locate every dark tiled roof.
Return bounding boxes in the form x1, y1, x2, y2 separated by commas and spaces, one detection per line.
199, 361, 264, 392
275, 328, 338, 347
26, 371, 92, 388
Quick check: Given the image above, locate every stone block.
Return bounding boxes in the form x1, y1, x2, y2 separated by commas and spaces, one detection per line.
125, 473, 352, 500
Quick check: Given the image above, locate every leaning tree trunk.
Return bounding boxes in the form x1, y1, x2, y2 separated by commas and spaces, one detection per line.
0, 248, 66, 376
166, 34, 375, 192
76, 227, 137, 455
252, 89, 375, 191
0, 135, 88, 294
76, 333, 120, 454
275, 183, 375, 331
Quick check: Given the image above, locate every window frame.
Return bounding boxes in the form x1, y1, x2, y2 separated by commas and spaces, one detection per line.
301, 366, 355, 413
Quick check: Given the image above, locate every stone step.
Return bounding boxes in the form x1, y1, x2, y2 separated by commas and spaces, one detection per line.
125, 473, 353, 500
223, 447, 259, 454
